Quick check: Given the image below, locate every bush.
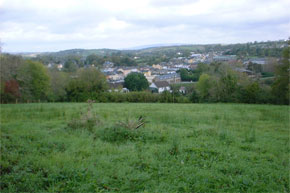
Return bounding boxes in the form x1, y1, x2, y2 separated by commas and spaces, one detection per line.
67, 100, 101, 132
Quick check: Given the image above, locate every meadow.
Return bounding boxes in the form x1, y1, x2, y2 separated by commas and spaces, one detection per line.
0, 103, 289, 192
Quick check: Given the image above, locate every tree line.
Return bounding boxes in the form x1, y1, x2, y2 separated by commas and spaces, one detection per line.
1, 46, 289, 105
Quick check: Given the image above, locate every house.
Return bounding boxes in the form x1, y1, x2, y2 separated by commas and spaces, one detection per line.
106, 71, 124, 82
149, 81, 170, 93
145, 75, 156, 83
154, 73, 181, 84
103, 61, 114, 68
234, 68, 254, 75
179, 86, 186, 94
152, 64, 163, 69
108, 81, 124, 92
57, 64, 63, 70
213, 55, 237, 62
249, 58, 267, 65
117, 67, 139, 76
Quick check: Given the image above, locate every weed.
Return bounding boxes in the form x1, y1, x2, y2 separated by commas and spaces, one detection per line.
117, 116, 146, 130
169, 138, 180, 156
98, 116, 146, 143
67, 100, 101, 132
244, 127, 256, 143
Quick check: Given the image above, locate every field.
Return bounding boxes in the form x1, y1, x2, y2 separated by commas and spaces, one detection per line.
0, 103, 289, 192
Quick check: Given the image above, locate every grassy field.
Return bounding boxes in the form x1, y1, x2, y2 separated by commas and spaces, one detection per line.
0, 103, 289, 192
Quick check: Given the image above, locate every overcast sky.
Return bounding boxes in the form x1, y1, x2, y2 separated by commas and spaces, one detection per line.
0, 0, 289, 52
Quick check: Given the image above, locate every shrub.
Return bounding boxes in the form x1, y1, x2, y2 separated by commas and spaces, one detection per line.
99, 125, 141, 142
98, 116, 146, 142
67, 100, 101, 132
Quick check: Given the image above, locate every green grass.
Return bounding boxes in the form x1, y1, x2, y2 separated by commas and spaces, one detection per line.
1, 103, 289, 192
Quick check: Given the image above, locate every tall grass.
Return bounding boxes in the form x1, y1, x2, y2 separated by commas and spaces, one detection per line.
0, 103, 289, 192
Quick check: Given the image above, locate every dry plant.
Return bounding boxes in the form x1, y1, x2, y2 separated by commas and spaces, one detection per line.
68, 99, 100, 131
116, 116, 146, 130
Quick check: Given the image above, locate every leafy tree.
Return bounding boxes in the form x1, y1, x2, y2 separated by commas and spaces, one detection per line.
65, 67, 107, 101
0, 79, 20, 103
85, 54, 105, 66
0, 54, 23, 82
242, 82, 261, 103
48, 70, 69, 101
218, 69, 238, 102
4, 79, 20, 98
17, 60, 50, 101
247, 62, 262, 73
63, 59, 78, 72
272, 46, 290, 104
179, 68, 199, 81
124, 72, 149, 91
189, 89, 199, 103
196, 73, 212, 102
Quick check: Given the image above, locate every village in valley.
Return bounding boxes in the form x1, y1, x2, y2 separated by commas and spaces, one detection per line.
98, 52, 274, 93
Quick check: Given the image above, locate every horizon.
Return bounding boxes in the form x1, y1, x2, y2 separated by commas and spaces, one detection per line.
3, 39, 288, 54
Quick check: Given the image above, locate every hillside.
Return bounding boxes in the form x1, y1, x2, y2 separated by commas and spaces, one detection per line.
1, 103, 289, 192
16, 40, 287, 59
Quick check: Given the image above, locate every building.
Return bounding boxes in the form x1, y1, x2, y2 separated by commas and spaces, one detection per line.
249, 58, 267, 65
106, 71, 124, 82
103, 61, 114, 68
152, 64, 163, 69
145, 75, 156, 83
179, 86, 186, 94
149, 81, 170, 93
213, 55, 237, 62
108, 81, 124, 92
154, 73, 181, 84
117, 67, 139, 76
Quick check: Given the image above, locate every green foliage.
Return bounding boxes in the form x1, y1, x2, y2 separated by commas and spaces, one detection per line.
1, 103, 289, 192
85, 54, 105, 66
272, 46, 290, 104
242, 82, 261, 103
48, 70, 68, 101
63, 59, 78, 72
0, 54, 23, 82
124, 72, 149, 91
65, 68, 108, 102
179, 68, 199, 81
216, 69, 239, 102
16, 60, 50, 101
67, 100, 101, 132
247, 62, 262, 73
196, 73, 212, 101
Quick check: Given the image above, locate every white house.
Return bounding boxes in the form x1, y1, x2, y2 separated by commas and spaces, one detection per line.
149, 81, 170, 93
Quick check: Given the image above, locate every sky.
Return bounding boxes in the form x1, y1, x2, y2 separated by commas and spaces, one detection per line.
0, 0, 289, 52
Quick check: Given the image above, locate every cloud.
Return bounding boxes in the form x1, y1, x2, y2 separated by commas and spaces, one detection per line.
0, 0, 289, 52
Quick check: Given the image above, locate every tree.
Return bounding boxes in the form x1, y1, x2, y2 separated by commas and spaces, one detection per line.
85, 54, 105, 66
179, 68, 199, 82
0, 79, 20, 103
65, 67, 107, 102
63, 59, 78, 72
217, 69, 238, 102
243, 82, 260, 103
272, 45, 290, 104
124, 72, 149, 91
196, 73, 212, 102
48, 70, 68, 101
247, 62, 262, 73
17, 60, 50, 101
0, 54, 23, 82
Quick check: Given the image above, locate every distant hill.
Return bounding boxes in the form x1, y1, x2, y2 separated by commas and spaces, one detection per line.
7, 40, 287, 62
124, 43, 191, 50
